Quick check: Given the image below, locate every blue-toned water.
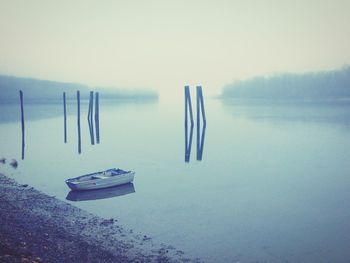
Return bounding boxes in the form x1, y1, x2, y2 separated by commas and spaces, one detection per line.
1, 98, 350, 262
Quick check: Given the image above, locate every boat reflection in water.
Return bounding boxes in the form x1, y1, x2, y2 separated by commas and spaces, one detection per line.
66, 183, 135, 202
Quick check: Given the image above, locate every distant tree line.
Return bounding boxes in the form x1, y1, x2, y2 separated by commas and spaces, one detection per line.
0, 75, 158, 103
222, 66, 350, 100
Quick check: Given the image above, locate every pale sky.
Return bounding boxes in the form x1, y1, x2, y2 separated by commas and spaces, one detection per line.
0, 0, 349, 96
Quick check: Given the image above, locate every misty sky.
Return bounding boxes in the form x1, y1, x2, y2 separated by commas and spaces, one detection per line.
0, 0, 349, 96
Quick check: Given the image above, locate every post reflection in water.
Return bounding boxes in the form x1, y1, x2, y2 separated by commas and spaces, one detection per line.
21, 132, 25, 160
88, 117, 95, 145
185, 123, 194, 162
196, 122, 206, 161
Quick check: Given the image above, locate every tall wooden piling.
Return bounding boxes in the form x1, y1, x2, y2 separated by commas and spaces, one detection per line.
20, 90, 25, 160
184, 86, 194, 126
63, 92, 67, 143
196, 86, 200, 127
88, 91, 94, 120
95, 92, 100, 144
77, 91, 81, 154
197, 86, 206, 124
185, 86, 188, 125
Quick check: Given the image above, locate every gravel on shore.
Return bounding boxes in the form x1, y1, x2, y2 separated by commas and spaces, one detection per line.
0, 173, 201, 263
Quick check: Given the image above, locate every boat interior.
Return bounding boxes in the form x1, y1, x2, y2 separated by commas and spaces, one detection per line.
68, 169, 129, 182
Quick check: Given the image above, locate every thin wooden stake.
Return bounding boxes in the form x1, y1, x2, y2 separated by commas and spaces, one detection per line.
198, 86, 206, 123
184, 86, 194, 125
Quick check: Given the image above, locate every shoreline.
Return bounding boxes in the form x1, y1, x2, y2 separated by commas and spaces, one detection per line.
0, 173, 200, 263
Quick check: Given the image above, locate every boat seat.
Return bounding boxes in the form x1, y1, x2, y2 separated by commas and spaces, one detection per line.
92, 175, 109, 179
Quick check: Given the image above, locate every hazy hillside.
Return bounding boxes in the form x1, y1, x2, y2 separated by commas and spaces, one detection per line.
222, 66, 350, 100
0, 75, 158, 103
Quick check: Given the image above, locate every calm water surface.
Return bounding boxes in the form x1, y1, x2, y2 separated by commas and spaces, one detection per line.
1, 98, 350, 263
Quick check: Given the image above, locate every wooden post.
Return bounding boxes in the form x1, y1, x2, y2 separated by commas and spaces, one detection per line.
88, 91, 94, 120
196, 86, 200, 127
95, 92, 100, 144
184, 86, 188, 125
63, 92, 67, 143
77, 91, 81, 154
184, 86, 194, 126
198, 86, 206, 124
20, 90, 25, 160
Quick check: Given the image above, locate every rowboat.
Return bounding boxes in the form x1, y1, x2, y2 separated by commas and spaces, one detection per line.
65, 168, 135, 191
66, 183, 135, 201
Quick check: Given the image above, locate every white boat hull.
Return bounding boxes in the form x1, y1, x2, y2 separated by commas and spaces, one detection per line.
66, 169, 135, 191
